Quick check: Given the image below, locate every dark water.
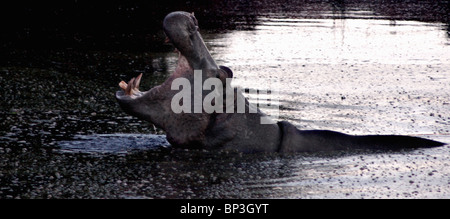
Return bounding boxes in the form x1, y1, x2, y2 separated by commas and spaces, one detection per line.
1, 0, 449, 199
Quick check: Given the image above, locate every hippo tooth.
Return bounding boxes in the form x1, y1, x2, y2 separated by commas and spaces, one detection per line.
126, 77, 135, 95
118, 74, 143, 96
134, 73, 143, 90
119, 80, 128, 91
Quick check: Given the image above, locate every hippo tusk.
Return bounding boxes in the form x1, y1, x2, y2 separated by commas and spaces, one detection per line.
119, 73, 143, 96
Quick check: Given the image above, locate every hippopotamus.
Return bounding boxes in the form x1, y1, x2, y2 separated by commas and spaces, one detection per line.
115, 11, 445, 153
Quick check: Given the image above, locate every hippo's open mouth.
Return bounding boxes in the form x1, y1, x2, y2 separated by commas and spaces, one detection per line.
116, 51, 193, 99
116, 11, 218, 101
116, 11, 233, 101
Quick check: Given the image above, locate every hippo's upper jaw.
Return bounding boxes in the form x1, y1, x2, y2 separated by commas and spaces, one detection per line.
163, 11, 218, 70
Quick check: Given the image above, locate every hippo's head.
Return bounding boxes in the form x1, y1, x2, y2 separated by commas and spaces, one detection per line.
115, 11, 233, 147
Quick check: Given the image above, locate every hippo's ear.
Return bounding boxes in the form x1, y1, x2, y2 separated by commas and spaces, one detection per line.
219, 66, 233, 78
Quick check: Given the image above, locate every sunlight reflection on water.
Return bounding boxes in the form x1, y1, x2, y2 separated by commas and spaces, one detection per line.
210, 17, 448, 66
202, 14, 449, 135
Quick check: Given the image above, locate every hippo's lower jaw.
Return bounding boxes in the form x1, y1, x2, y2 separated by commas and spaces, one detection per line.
116, 50, 191, 100
116, 51, 194, 127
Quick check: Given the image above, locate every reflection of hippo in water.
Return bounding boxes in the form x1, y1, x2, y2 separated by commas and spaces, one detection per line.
116, 11, 445, 153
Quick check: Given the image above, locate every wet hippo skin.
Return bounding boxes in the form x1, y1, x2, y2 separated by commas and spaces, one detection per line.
116, 11, 445, 153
